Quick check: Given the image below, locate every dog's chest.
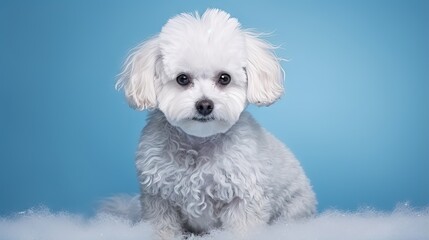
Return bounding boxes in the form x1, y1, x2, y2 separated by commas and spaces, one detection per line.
165, 147, 240, 201
139, 140, 248, 220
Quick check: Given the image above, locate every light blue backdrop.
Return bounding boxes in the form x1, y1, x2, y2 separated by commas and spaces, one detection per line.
0, 0, 428, 215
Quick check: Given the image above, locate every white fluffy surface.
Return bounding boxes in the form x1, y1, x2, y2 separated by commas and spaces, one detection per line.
1, 198, 428, 240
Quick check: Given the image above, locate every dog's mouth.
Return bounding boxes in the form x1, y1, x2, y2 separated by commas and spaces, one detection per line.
192, 116, 215, 122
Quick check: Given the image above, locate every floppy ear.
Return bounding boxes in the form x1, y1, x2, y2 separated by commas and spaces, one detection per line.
245, 32, 284, 106
116, 37, 159, 110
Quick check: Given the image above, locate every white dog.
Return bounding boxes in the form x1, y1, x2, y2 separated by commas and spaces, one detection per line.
116, 9, 316, 239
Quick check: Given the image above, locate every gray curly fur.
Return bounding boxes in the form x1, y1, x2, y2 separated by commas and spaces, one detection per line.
136, 111, 316, 238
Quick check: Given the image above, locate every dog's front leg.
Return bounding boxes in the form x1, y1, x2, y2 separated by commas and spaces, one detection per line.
220, 196, 269, 238
141, 194, 182, 240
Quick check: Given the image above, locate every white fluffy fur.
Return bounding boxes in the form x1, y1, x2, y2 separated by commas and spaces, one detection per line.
117, 9, 316, 240
2, 203, 428, 240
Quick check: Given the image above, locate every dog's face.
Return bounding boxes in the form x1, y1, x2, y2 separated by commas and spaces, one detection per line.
117, 9, 284, 137
155, 11, 248, 137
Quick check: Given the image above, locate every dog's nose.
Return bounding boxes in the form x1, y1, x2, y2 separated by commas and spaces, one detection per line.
195, 99, 214, 116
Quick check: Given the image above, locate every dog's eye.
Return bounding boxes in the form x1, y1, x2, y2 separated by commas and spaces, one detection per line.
218, 73, 231, 85
176, 74, 191, 86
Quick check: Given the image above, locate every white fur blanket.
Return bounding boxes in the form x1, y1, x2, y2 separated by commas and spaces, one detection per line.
1, 196, 428, 240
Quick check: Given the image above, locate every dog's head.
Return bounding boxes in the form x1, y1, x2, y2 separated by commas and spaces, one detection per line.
117, 9, 283, 137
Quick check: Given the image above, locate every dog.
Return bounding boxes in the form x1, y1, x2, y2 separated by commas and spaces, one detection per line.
116, 9, 316, 240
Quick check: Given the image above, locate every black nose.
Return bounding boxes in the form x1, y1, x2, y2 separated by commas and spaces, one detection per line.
195, 99, 214, 116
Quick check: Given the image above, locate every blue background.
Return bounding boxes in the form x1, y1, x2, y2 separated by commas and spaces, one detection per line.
1, 0, 428, 215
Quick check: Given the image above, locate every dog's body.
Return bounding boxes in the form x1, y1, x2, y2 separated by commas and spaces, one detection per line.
117, 9, 316, 239
138, 110, 315, 237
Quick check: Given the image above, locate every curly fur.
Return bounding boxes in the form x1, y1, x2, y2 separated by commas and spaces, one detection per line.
137, 111, 315, 236
117, 9, 316, 240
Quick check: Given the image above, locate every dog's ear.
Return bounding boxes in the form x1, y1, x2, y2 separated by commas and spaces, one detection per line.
116, 37, 160, 110
244, 33, 284, 106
